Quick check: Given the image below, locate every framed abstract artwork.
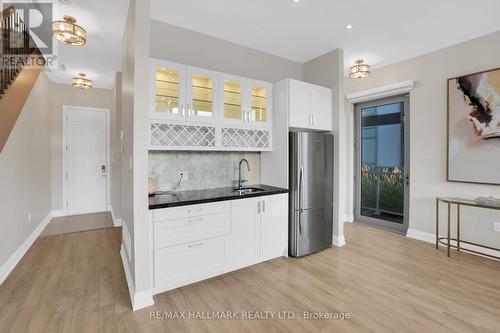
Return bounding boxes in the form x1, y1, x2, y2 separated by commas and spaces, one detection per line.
447, 67, 500, 185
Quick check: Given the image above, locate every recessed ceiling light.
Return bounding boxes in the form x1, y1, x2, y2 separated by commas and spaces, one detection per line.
293, 0, 300, 3
345, 24, 353, 30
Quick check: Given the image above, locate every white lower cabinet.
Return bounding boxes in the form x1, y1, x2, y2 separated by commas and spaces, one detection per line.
226, 197, 260, 269
260, 194, 288, 260
152, 194, 288, 294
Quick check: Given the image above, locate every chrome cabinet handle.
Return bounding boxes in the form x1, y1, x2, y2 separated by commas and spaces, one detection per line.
186, 104, 191, 117
257, 201, 261, 214
262, 200, 266, 213
188, 242, 204, 248
188, 208, 203, 214
188, 217, 203, 223
312, 114, 316, 125
180, 104, 185, 117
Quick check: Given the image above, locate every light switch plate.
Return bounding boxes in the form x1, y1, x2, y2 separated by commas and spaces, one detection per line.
494, 223, 500, 232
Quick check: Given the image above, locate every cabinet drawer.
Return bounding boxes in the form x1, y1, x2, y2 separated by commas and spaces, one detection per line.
155, 212, 230, 248
154, 201, 230, 222
155, 237, 226, 291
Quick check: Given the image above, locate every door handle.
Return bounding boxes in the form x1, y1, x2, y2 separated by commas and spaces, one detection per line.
298, 166, 303, 210
101, 165, 106, 178
405, 174, 410, 186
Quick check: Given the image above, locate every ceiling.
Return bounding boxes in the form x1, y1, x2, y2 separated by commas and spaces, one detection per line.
45, 0, 129, 89
151, 0, 500, 72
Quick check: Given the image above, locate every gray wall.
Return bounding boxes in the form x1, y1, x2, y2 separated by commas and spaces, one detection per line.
344, 30, 500, 247
149, 20, 303, 82
111, 72, 123, 220
303, 49, 347, 242
49, 83, 113, 212
120, 0, 137, 281
149, 152, 260, 191
0, 73, 51, 269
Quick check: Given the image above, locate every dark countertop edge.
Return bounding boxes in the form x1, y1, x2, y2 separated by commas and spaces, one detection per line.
149, 188, 289, 210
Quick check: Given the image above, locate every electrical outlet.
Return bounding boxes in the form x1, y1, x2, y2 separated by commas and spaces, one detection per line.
494, 223, 500, 232
28, 213, 31, 224
180, 171, 189, 181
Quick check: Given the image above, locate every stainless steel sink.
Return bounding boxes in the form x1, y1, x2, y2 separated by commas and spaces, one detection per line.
233, 187, 264, 195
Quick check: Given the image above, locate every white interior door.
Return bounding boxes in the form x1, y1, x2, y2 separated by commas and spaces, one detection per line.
65, 107, 108, 215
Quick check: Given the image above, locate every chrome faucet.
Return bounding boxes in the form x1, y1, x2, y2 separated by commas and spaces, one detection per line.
237, 159, 250, 189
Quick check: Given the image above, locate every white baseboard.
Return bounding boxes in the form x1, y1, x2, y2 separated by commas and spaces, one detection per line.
0, 211, 53, 286
332, 234, 346, 247
110, 206, 123, 227
51, 210, 65, 218
406, 228, 500, 260
344, 215, 354, 223
120, 245, 154, 311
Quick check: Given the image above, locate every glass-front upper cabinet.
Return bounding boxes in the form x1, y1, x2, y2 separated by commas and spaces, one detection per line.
219, 74, 246, 125
186, 67, 218, 123
247, 80, 272, 128
150, 60, 186, 120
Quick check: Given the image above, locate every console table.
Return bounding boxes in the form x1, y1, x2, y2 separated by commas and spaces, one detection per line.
436, 197, 500, 260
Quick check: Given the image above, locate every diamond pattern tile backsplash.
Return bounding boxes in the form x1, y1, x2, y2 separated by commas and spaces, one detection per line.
149, 151, 261, 191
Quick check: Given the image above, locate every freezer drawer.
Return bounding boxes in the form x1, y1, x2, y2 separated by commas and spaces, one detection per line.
290, 205, 333, 257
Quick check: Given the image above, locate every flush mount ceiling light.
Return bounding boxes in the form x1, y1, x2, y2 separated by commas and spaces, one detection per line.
72, 73, 92, 89
52, 15, 86, 46
345, 24, 353, 30
349, 59, 371, 79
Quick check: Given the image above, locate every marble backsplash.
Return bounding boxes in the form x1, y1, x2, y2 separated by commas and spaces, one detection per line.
149, 151, 261, 191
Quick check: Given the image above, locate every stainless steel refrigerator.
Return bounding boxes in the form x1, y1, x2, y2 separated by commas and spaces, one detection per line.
289, 132, 333, 257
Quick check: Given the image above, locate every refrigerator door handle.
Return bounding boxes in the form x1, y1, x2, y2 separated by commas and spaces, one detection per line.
298, 211, 302, 235
298, 165, 304, 210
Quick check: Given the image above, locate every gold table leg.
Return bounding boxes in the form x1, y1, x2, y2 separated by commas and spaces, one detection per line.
447, 203, 451, 257
457, 204, 461, 252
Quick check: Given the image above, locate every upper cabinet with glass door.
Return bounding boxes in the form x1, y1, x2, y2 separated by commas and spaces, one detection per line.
150, 60, 219, 124
151, 60, 186, 121
247, 80, 272, 128
219, 76, 272, 128
185, 67, 219, 123
219, 74, 246, 125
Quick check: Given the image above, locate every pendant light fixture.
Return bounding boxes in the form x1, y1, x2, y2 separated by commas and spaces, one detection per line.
72, 73, 92, 89
349, 59, 371, 79
52, 15, 86, 46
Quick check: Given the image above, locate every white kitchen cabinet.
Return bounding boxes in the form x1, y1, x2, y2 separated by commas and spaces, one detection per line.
287, 78, 332, 131
150, 58, 273, 151
150, 60, 219, 124
152, 193, 288, 295
150, 60, 187, 121
260, 194, 288, 260
226, 197, 260, 268
155, 237, 227, 293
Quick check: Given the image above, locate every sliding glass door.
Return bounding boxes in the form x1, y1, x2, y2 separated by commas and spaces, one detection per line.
354, 95, 409, 234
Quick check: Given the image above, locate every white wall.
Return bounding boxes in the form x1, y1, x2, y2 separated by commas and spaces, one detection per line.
149, 20, 303, 82
0, 73, 51, 270
344, 31, 500, 247
49, 83, 113, 212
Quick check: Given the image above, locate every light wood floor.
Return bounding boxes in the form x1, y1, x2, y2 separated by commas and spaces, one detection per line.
1, 223, 500, 333
41, 212, 114, 236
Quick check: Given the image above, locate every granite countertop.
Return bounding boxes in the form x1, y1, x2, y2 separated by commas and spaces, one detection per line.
149, 184, 289, 210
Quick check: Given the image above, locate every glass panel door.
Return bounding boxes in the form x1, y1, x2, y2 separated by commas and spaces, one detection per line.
220, 74, 246, 124
248, 80, 271, 127
355, 95, 409, 233
152, 61, 186, 120
186, 67, 218, 123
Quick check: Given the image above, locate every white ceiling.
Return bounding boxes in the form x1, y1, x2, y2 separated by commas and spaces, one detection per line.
45, 0, 129, 89
151, 0, 500, 72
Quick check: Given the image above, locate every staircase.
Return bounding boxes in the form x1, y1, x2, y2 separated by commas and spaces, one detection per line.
0, 6, 44, 153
